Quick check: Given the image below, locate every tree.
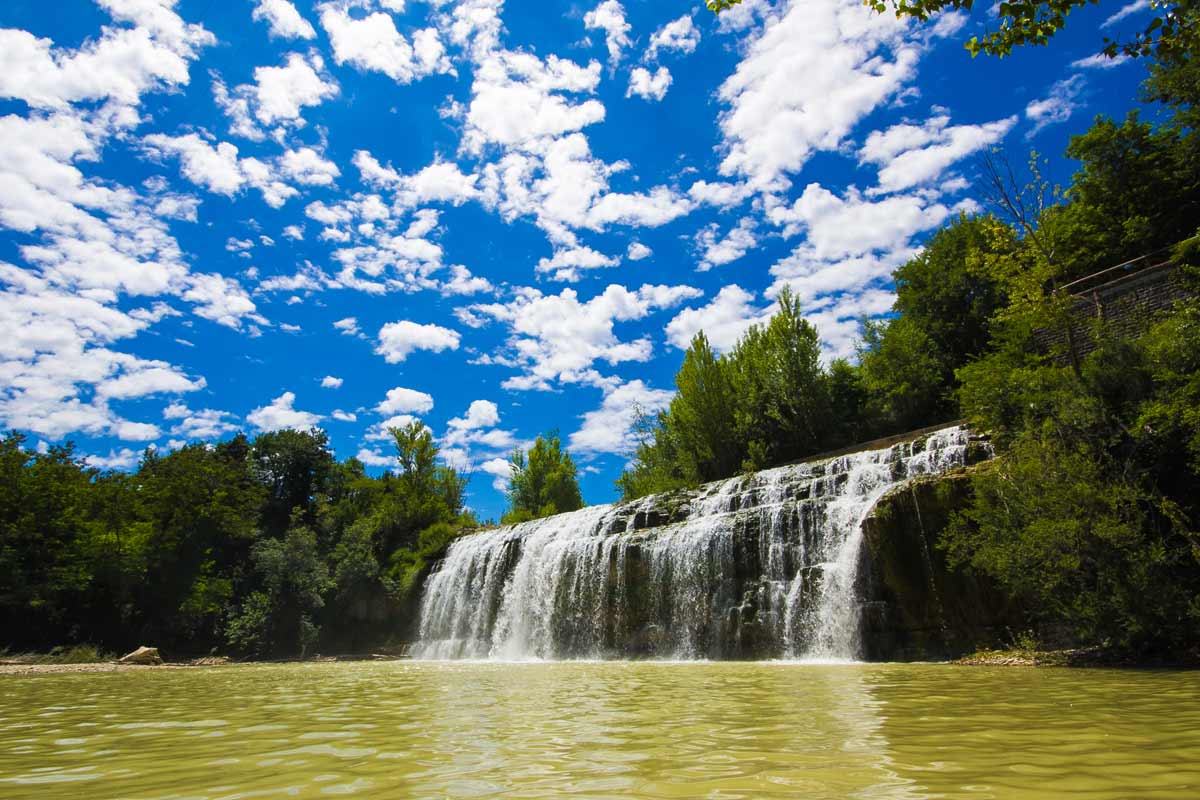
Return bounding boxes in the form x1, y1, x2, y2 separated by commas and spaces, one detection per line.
893, 214, 1010, 372
946, 308, 1200, 653
870, 0, 1196, 59
251, 428, 334, 538
226, 513, 331, 657
858, 316, 949, 431
503, 432, 584, 524
669, 332, 742, 481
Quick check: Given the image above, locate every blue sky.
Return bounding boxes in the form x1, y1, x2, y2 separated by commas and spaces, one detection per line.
0, 0, 1155, 520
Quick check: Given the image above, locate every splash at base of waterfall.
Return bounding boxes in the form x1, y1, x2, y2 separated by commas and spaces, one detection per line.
415, 426, 981, 661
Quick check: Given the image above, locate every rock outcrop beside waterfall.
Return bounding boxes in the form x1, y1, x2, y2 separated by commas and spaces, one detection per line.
416, 425, 1019, 661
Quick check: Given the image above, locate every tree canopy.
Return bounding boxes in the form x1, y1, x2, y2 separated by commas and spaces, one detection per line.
502, 432, 584, 524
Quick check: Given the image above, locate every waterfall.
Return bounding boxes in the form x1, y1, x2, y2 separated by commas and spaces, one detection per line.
415, 426, 979, 661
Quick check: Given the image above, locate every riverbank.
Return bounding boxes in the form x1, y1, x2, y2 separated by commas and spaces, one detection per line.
955, 646, 1200, 668
0, 652, 408, 675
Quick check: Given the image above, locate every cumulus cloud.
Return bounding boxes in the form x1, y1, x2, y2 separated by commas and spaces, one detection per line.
84, 448, 142, 470
246, 391, 323, 431
696, 218, 757, 270
460, 283, 702, 390
252, 0, 316, 40
374, 320, 461, 363
584, 1, 632, 65
376, 386, 435, 415
627, 66, 671, 102
251, 52, 339, 125
859, 114, 1017, 194
321, 375, 343, 388
570, 379, 674, 455
318, 3, 451, 83
717, 0, 916, 191
536, 245, 619, 282
163, 401, 239, 440
627, 241, 652, 260
646, 15, 700, 61
449, 399, 500, 431
666, 285, 772, 353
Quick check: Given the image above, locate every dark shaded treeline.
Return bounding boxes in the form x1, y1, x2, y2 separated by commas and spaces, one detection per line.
0, 421, 473, 657
620, 47, 1200, 655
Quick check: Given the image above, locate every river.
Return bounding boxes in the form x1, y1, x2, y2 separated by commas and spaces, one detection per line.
2, 661, 1197, 798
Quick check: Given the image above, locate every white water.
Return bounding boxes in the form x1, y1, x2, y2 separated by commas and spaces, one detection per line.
416, 426, 978, 661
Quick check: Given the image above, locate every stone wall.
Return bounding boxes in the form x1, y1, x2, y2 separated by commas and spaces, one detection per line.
1034, 261, 1194, 359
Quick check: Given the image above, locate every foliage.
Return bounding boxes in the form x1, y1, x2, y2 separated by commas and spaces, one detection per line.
861, 0, 1200, 60
0, 415, 474, 658
503, 432, 584, 523
946, 316, 1200, 652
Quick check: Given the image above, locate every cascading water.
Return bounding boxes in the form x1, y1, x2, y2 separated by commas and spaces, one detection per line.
415, 426, 982, 661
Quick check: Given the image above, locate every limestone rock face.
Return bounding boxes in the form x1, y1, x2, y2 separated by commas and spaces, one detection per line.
118, 646, 163, 665
858, 466, 1024, 660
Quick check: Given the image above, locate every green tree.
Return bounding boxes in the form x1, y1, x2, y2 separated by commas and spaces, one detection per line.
137, 436, 264, 648
227, 514, 331, 657
862, 0, 1198, 59
668, 332, 741, 482
251, 428, 334, 537
947, 312, 1200, 653
503, 432, 584, 524
893, 214, 1011, 371
728, 288, 831, 470
858, 316, 949, 431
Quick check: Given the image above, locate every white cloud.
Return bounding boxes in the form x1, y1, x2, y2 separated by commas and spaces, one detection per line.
464, 51, 604, 152
163, 401, 239, 440
536, 245, 619, 282
584, 1, 632, 65
448, 399, 500, 431
377, 386, 435, 415
253, 0, 317, 40
859, 114, 1017, 194
1071, 52, 1131, 70
627, 66, 672, 102
0, 4, 215, 111
332, 409, 357, 422
696, 218, 757, 270
84, 448, 141, 470
1026, 75, 1086, 137
767, 183, 955, 258
1101, 0, 1149, 28
666, 285, 772, 353
318, 4, 450, 83
687, 180, 754, 209
461, 283, 702, 389
357, 447, 395, 467
280, 147, 340, 186
646, 15, 700, 61
321, 375, 343, 388
251, 52, 339, 125
375, 320, 461, 362
627, 241, 652, 261
717, 0, 915, 191
141, 132, 302, 207
246, 391, 323, 431
570, 379, 674, 455
334, 316, 362, 336
479, 456, 511, 492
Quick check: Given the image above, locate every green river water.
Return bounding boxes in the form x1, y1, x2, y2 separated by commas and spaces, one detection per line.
1, 661, 1197, 799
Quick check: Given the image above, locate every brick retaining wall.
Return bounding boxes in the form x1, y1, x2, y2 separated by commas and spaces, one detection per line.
1033, 261, 1194, 359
